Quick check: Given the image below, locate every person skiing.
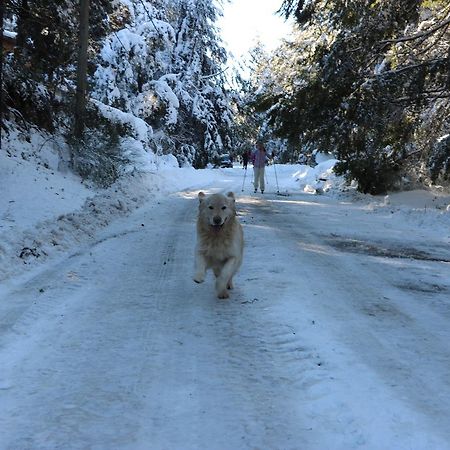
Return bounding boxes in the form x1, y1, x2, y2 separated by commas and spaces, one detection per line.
242, 149, 250, 170
251, 141, 268, 193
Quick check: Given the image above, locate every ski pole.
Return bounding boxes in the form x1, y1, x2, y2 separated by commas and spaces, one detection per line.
273, 161, 280, 193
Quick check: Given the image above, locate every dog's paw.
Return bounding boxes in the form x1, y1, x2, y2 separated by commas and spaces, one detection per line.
217, 290, 230, 299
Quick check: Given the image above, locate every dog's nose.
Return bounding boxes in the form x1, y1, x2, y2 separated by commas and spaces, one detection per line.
213, 216, 222, 225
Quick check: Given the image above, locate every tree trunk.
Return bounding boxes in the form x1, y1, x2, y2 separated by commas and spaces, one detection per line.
74, 0, 90, 139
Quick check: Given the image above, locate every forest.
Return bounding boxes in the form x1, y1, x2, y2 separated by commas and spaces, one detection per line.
1, 0, 449, 194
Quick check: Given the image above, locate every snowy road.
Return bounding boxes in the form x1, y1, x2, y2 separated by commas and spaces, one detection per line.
1, 174, 450, 449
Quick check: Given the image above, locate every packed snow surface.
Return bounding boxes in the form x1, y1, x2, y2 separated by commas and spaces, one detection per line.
1, 145, 450, 450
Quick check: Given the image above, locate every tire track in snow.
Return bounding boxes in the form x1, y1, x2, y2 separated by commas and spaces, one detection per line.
126, 191, 325, 449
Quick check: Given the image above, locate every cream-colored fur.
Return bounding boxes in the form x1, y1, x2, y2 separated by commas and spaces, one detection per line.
193, 191, 244, 299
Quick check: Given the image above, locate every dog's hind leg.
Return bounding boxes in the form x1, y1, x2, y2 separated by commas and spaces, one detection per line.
227, 278, 234, 290
216, 257, 237, 298
193, 252, 207, 284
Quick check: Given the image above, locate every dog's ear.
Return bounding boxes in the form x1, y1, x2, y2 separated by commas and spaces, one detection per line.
226, 192, 235, 201
198, 192, 206, 203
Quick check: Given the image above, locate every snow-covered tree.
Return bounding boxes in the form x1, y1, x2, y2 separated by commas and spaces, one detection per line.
4, 0, 234, 185
254, 0, 450, 193
3, 0, 115, 132
91, 0, 233, 168
231, 42, 291, 162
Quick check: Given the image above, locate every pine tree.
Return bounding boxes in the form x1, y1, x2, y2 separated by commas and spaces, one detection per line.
4, 0, 116, 131
257, 0, 450, 192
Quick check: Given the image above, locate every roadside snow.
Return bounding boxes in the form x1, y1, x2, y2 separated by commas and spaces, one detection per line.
0, 130, 228, 282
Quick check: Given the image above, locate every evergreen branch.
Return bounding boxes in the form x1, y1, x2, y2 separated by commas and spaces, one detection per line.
389, 90, 449, 104
376, 58, 448, 77
200, 66, 229, 80
136, 0, 164, 40
380, 16, 450, 46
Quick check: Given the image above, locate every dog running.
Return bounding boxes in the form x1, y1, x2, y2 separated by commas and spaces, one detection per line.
193, 191, 244, 299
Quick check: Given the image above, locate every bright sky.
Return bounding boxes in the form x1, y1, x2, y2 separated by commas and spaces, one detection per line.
217, 0, 293, 61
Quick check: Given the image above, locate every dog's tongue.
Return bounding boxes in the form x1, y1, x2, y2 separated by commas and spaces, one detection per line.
211, 224, 223, 232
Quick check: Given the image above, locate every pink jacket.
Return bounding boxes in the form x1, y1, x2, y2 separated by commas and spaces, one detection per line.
251, 149, 268, 168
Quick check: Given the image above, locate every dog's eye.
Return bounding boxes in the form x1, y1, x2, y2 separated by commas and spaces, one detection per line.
221, 206, 227, 210
208, 206, 214, 210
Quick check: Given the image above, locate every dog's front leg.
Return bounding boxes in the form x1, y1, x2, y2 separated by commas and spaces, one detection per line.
216, 257, 236, 299
193, 251, 207, 283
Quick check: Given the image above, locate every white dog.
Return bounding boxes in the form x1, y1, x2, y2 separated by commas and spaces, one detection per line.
193, 191, 244, 299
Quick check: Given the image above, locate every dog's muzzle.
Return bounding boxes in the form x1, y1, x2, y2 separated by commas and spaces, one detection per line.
211, 215, 224, 231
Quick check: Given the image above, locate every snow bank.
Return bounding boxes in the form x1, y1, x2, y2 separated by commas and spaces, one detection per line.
120, 137, 179, 173
266, 157, 450, 237
271, 154, 341, 195
293, 158, 340, 194
0, 125, 224, 283
0, 162, 197, 282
